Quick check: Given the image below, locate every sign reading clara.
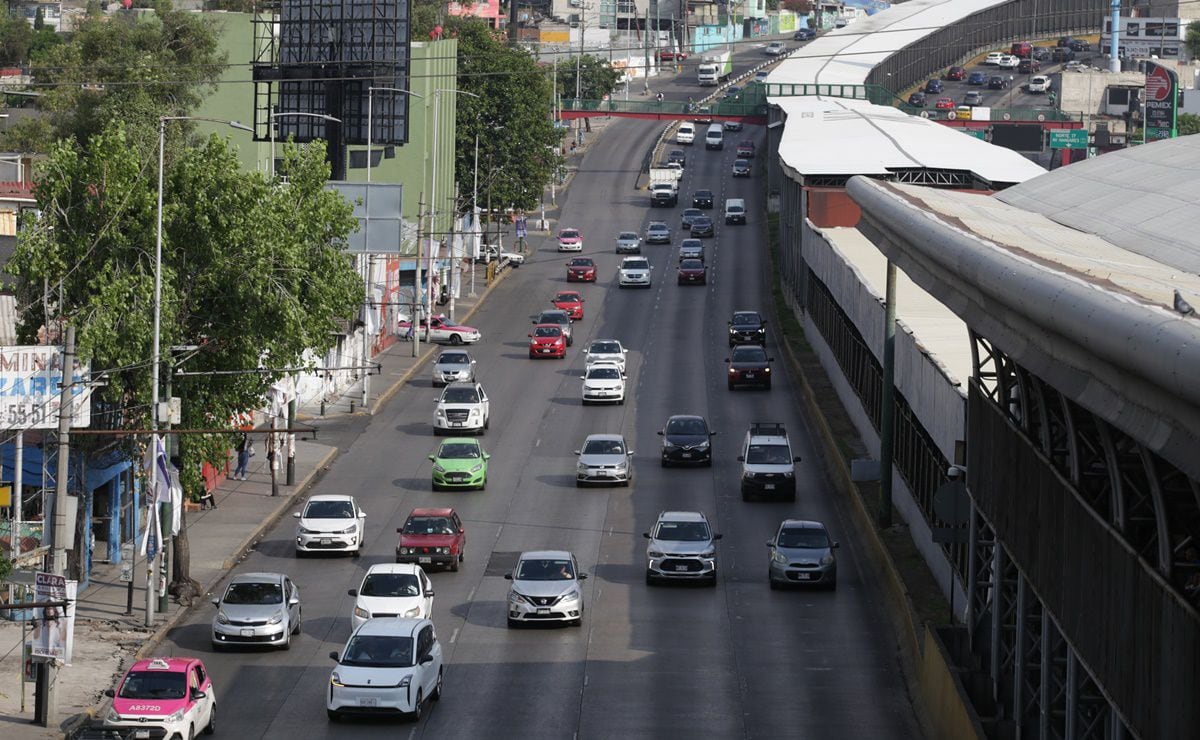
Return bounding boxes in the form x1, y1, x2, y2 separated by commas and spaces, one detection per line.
0, 346, 91, 430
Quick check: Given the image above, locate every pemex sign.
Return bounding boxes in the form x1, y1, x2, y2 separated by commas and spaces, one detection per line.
1144, 62, 1178, 141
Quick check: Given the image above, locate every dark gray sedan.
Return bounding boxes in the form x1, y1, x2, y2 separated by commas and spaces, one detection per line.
690, 216, 715, 238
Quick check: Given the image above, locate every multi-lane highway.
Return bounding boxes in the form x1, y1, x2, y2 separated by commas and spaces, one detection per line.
156, 54, 922, 739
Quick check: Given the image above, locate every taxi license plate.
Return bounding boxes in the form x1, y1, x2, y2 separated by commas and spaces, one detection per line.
537, 608, 550, 615
419, 556, 432, 564
675, 565, 690, 572
358, 697, 379, 707
321, 538, 332, 545
796, 572, 813, 580
764, 484, 775, 491
240, 628, 254, 637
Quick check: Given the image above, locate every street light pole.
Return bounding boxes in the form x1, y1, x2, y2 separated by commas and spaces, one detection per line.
429, 89, 480, 325
470, 133, 479, 297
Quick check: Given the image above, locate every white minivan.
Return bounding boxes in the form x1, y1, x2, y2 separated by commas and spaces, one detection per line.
705, 123, 724, 150
676, 122, 695, 145
724, 198, 746, 225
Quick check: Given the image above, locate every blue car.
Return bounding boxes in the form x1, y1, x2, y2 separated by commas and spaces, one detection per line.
924, 79, 944, 94
967, 71, 987, 85
792, 28, 815, 41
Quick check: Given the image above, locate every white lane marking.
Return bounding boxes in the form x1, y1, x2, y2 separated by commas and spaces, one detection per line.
467, 587, 476, 602
408, 729, 417, 740
535, 438, 541, 447
450, 627, 460, 644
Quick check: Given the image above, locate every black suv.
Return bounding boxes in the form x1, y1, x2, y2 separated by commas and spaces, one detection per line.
692, 189, 714, 209
728, 310, 767, 347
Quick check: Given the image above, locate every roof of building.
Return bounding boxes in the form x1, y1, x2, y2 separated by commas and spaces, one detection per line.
995, 134, 1200, 275
773, 96, 1045, 186
766, 0, 1009, 86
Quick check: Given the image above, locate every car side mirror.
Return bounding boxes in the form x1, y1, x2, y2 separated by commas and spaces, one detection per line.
528, 333, 533, 338
832, 542, 840, 549
420, 654, 434, 665
191, 689, 207, 700
714, 533, 723, 540
504, 573, 513, 580
793, 456, 802, 462
724, 358, 730, 363
579, 573, 589, 580
579, 376, 585, 380
329, 651, 340, 661
347, 589, 357, 597
483, 453, 491, 461
210, 597, 220, 607
428, 455, 436, 462
425, 590, 435, 597
737, 455, 745, 462
289, 597, 300, 606
657, 431, 664, 436
766, 540, 774, 547
292, 512, 300, 518
396, 527, 403, 533
710, 431, 717, 436
627, 451, 635, 456
104, 689, 115, 698
642, 532, 650, 539
769, 357, 775, 362
531, 319, 538, 324
573, 450, 581, 456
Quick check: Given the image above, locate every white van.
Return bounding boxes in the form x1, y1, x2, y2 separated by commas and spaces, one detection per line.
724, 198, 746, 225
705, 123, 724, 150
676, 122, 695, 145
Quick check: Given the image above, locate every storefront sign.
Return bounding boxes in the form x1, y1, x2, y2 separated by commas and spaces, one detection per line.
0, 346, 91, 430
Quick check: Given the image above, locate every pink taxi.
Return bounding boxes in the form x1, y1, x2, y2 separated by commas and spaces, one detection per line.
104, 656, 216, 738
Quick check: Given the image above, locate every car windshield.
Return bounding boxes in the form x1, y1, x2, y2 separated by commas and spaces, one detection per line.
404, 516, 456, 535
439, 442, 481, 460
747, 444, 792, 465
438, 353, 469, 366
681, 260, 704, 270
539, 312, 568, 324
555, 293, 579, 303
681, 239, 701, 249
619, 232, 638, 240
728, 205, 744, 213
304, 500, 355, 519
777, 529, 830, 549
118, 670, 187, 700
560, 230, 579, 239
516, 558, 575, 580
624, 260, 649, 270
733, 313, 760, 326
693, 218, 712, 226
732, 347, 767, 363
649, 225, 667, 233
666, 418, 708, 435
588, 367, 621, 380
583, 439, 625, 455
569, 259, 593, 267
735, 159, 749, 167
534, 326, 562, 337
696, 190, 712, 198
655, 521, 711, 541
684, 209, 700, 217
223, 581, 282, 605
340, 635, 413, 668
442, 387, 480, 403
590, 342, 620, 354
360, 573, 421, 598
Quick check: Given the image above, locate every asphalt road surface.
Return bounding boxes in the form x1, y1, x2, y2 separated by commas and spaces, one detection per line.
158, 57, 922, 740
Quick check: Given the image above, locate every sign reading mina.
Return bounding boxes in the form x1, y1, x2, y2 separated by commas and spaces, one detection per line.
0, 346, 91, 430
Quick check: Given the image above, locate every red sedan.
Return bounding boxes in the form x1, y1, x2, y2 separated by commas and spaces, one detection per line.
552, 290, 585, 320
529, 324, 567, 359
656, 49, 688, 61
566, 257, 597, 282
934, 97, 956, 110
677, 259, 708, 285
945, 65, 966, 81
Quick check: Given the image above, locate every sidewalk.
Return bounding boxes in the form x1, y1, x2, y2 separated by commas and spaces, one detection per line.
0, 266, 515, 738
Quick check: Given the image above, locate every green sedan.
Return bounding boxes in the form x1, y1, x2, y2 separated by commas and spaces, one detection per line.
429, 438, 490, 491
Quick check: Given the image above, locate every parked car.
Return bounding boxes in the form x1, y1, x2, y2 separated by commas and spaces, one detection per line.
677, 258, 707, 285
1017, 58, 1041, 74
552, 290, 584, 320
987, 75, 1010, 90
504, 551, 588, 627
103, 657, 216, 739
967, 71, 988, 85
211, 572, 301, 651
656, 48, 688, 61
395, 507, 466, 571
907, 91, 927, 107
1051, 47, 1075, 63
1067, 39, 1090, 52
431, 349, 476, 387
924, 79, 943, 94
348, 563, 434, 631
294, 494, 367, 557
767, 519, 838, 589
397, 315, 481, 345
565, 257, 597, 282
325, 617, 443, 722
658, 414, 715, 466
575, 433, 634, 487
934, 97, 956, 110
528, 324, 567, 359
643, 510, 721, 585
1010, 41, 1033, 58
945, 65, 966, 81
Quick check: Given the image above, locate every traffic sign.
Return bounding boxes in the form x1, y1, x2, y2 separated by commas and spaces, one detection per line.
1049, 129, 1088, 149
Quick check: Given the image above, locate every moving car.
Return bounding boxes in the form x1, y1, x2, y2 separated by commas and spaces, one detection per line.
689, 216, 715, 238
668, 148, 687, 166
1051, 47, 1075, 63
723, 119, 743, 131
907, 91, 927, 107
428, 437, 489, 491
505, 551, 588, 627
692, 189, 714, 208
963, 90, 984, 106
1027, 75, 1051, 93
103, 657, 216, 739
432, 381, 489, 435
924, 79, 943, 94
294, 494, 367, 557
726, 344, 773, 390
764, 41, 785, 56
552, 290, 585, 320
431, 349, 475, 387
678, 239, 705, 262
945, 65, 966, 80
565, 257, 597, 282
529, 324, 567, 359
736, 140, 755, 158
768, 520, 838, 589
997, 54, 1020, 69
1067, 38, 1090, 52
348, 564, 434, 631
618, 256, 652, 288
1017, 58, 1040, 74
556, 227, 583, 252
731, 158, 752, 177
677, 258, 707, 285
656, 48, 688, 61
987, 75, 1009, 90
725, 198, 746, 225
534, 309, 574, 346
681, 207, 703, 231
583, 339, 627, 372
738, 422, 801, 501
793, 27, 815, 40
984, 52, 1005, 66
575, 433, 633, 487
397, 315, 481, 345
646, 221, 671, 244
580, 362, 626, 405
728, 310, 767, 346
326, 618, 442, 722
644, 511, 721, 585
676, 121, 695, 145
934, 97, 956, 110
1010, 41, 1033, 58
211, 572, 301, 651
615, 231, 642, 254
967, 71, 987, 85
395, 507, 466, 571
658, 414, 715, 466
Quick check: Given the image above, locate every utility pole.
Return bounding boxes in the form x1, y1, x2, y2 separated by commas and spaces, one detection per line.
413, 191, 423, 358
645, 6, 653, 94
448, 187, 458, 322
158, 366, 173, 615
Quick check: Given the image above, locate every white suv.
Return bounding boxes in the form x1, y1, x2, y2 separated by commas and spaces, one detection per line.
619, 256, 652, 288
433, 382, 490, 435
644, 511, 722, 585
327, 618, 443, 721
738, 422, 801, 501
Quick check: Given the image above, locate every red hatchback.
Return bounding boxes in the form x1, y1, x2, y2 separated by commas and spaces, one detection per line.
566, 257, 597, 282
552, 290, 585, 319
945, 65, 966, 81
677, 258, 708, 285
934, 97, 956, 110
395, 507, 466, 571
529, 324, 567, 359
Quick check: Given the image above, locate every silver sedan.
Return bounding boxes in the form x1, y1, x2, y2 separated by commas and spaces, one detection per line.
211, 572, 302, 650
432, 349, 476, 387
615, 231, 642, 254
575, 433, 634, 487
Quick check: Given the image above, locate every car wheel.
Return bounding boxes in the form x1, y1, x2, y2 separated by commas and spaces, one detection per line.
575, 480, 584, 488
450, 554, 460, 573
188, 725, 195, 740
211, 642, 224, 653
432, 482, 442, 492
621, 479, 630, 488
661, 458, 669, 468
449, 335, 463, 345
484, 416, 490, 430
567, 336, 573, 347
431, 669, 444, 701
741, 488, 750, 502
707, 575, 718, 588
727, 383, 735, 390
571, 617, 583, 627
645, 571, 657, 586
479, 477, 487, 491
280, 628, 290, 651
769, 576, 780, 590
410, 689, 424, 722
202, 704, 216, 734
507, 617, 518, 628
327, 709, 341, 722
292, 609, 302, 635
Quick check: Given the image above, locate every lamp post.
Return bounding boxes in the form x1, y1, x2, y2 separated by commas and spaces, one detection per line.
429, 89, 480, 324
153, 116, 252, 625
364, 87, 421, 407
269, 111, 343, 178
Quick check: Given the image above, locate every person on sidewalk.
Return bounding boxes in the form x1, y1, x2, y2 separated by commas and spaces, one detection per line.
233, 433, 251, 481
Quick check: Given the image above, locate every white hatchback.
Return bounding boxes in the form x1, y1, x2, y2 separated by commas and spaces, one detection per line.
294, 495, 366, 556
348, 564, 434, 631
327, 618, 443, 722
580, 362, 626, 405
584, 339, 628, 373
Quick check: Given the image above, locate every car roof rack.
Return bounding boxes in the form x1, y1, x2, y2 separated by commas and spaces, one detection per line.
750, 422, 786, 436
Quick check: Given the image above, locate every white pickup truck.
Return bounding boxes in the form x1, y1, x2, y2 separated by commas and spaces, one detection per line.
649, 167, 680, 207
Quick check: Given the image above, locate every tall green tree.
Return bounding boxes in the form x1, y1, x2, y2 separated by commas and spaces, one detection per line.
1187, 21, 1200, 60
0, 10, 34, 66
556, 54, 622, 102
8, 123, 362, 589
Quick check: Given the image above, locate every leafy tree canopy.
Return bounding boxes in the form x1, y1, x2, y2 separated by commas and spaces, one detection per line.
556, 54, 622, 102
0, 10, 34, 66
1178, 112, 1200, 137
1187, 21, 1200, 61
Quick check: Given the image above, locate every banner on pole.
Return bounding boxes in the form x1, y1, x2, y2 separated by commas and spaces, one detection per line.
30, 572, 73, 662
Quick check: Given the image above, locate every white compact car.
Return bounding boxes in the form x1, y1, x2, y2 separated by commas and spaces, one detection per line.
433, 381, 490, 435
580, 362, 626, 405
348, 564, 434, 631
618, 257, 652, 288
505, 550, 588, 627
584, 339, 628, 373
327, 618, 443, 722
984, 51, 1005, 65
294, 494, 367, 556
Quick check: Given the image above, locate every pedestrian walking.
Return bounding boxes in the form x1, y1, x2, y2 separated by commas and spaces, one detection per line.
233, 433, 251, 480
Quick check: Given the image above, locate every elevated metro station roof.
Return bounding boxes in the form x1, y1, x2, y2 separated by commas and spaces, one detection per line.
765, 0, 1009, 86
847, 174, 1200, 479
774, 96, 1045, 186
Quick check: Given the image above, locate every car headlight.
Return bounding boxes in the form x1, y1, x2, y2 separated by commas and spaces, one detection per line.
436, 409, 446, 418
700, 548, 716, 559
330, 671, 344, 687
577, 463, 588, 473
648, 549, 665, 559
338, 525, 356, 534
216, 610, 230, 625
772, 551, 788, 564
439, 547, 450, 554
695, 441, 710, 450
433, 464, 446, 474
354, 606, 371, 619
167, 708, 185, 723
398, 675, 412, 688
105, 707, 121, 723
403, 606, 422, 618
782, 470, 794, 478
268, 611, 284, 625
510, 591, 531, 605
764, 367, 771, 373
469, 463, 484, 473
821, 554, 836, 566
469, 409, 480, 418
561, 589, 581, 603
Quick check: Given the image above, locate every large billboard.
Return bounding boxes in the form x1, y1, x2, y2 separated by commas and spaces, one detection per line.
0, 346, 91, 430
1144, 62, 1178, 141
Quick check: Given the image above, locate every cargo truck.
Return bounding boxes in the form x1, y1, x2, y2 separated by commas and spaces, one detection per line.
697, 51, 733, 86
648, 167, 681, 207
